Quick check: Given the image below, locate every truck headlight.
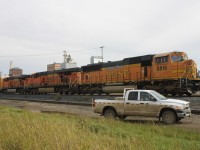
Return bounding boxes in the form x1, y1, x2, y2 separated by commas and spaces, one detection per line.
175, 106, 183, 110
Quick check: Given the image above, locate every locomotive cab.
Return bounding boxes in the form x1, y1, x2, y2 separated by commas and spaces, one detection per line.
170, 52, 197, 79
152, 51, 197, 80
152, 51, 199, 96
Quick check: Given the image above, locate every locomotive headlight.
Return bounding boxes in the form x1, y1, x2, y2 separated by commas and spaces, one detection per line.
187, 61, 192, 65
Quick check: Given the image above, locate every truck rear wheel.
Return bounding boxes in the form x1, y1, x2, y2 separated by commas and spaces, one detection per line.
104, 109, 117, 119
162, 110, 176, 124
118, 115, 127, 120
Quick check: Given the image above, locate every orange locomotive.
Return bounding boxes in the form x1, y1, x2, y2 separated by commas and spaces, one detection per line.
1, 51, 200, 96
0, 77, 3, 91
80, 51, 200, 96
1, 68, 81, 94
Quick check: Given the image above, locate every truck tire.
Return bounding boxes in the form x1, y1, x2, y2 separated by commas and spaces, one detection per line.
118, 115, 127, 120
104, 109, 117, 119
162, 110, 176, 124
176, 118, 182, 122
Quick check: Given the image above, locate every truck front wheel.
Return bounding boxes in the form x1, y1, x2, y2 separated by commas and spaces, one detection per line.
104, 109, 117, 119
162, 110, 177, 124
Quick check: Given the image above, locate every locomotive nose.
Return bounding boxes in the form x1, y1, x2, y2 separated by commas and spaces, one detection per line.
185, 59, 194, 66
185, 59, 197, 78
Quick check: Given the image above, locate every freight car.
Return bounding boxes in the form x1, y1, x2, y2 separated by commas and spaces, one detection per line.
1, 51, 200, 96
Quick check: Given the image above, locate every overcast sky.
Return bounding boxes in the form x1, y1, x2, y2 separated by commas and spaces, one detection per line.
0, 0, 200, 75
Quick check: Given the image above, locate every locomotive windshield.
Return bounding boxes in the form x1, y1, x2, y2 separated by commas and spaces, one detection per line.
171, 54, 188, 62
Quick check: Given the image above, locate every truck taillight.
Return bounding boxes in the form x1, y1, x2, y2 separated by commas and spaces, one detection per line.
92, 99, 95, 107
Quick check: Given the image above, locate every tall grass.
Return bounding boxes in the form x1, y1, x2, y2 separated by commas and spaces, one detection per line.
0, 106, 199, 150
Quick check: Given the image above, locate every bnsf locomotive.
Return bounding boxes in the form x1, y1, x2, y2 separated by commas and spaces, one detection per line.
0, 51, 200, 96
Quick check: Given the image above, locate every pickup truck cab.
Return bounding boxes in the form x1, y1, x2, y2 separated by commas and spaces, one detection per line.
92, 89, 191, 124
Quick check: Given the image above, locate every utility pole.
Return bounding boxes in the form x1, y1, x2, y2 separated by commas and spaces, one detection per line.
90, 46, 104, 64
100, 46, 104, 62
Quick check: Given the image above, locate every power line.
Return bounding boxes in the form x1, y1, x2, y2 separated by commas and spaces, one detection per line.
0, 52, 60, 58
0, 47, 100, 58
68, 47, 99, 53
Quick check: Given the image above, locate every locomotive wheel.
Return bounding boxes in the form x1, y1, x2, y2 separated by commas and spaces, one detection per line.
162, 110, 176, 124
186, 92, 192, 97
97, 90, 103, 95
171, 92, 176, 96
98, 90, 103, 95
163, 90, 168, 96
178, 93, 183, 96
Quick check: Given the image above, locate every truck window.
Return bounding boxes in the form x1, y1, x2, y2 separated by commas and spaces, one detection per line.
128, 92, 138, 100
140, 92, 155, 101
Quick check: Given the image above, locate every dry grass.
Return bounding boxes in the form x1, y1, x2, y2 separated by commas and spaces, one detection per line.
0, 106, 199, 150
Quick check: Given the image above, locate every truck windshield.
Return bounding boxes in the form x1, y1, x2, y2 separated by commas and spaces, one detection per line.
150, 91, 166, 100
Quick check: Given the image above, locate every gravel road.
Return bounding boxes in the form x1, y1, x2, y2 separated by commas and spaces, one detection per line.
0, 99, 200, 132
0, 94, 200, 110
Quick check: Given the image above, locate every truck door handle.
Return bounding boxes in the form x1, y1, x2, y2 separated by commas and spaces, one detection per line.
140, 103, 149, 105
126, 102, 130, 104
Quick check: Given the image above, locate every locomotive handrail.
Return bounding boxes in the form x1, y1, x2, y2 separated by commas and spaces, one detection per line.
180, 67, 192, 89
185, 68, 192, 87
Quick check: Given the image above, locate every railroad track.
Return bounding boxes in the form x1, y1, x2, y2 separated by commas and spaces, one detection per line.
0, 97, 91, 106
0, 95, 200, 115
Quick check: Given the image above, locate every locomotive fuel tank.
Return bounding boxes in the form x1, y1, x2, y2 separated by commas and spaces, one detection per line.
38, 87, 55, 93
7, 89, 17, 93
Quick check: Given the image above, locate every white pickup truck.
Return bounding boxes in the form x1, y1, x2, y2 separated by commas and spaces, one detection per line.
92, 89, 191, 124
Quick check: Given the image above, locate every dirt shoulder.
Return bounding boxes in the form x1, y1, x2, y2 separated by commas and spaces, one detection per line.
0, 99, 200, 132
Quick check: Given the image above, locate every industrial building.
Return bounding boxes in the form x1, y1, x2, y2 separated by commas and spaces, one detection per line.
47, 51, 77, 71
9, 67, 23, 77
47, 63, 61, 71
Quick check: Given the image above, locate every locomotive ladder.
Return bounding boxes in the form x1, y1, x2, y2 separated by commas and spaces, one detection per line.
180, 67, 191, 90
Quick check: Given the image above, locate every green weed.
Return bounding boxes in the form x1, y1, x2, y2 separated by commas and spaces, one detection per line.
0, 106, 199, 150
